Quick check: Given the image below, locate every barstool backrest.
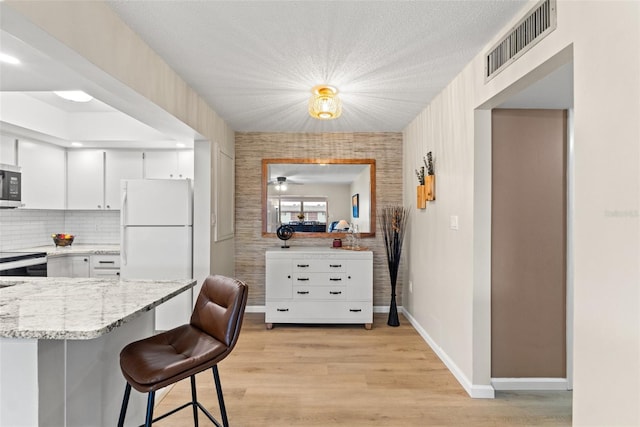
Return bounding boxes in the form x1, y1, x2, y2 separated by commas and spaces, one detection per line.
190, 275, 248, 348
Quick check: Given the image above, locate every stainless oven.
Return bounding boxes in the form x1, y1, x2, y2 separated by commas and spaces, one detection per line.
0, 164, 22, 209
0, 252, 47, 276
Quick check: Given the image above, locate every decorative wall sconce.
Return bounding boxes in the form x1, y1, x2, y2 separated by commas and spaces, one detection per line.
415, 151, 435, 209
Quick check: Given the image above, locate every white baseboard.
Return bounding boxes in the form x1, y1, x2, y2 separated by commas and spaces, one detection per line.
245, 305, 265, 313
402, 309, 495, 399
491, 377, 569, 391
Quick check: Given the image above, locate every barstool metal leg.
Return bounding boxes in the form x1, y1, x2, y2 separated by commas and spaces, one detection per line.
145, 391, 155, 427
190, 374, 199, 426
212, 365, 229, 427
117, 383, 132, 427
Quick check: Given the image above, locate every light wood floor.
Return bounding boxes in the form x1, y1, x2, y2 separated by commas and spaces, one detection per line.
152, 313, 572, 426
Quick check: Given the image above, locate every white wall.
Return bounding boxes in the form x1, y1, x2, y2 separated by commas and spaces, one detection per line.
404, 0, 639, 424
0, 134, 17, 165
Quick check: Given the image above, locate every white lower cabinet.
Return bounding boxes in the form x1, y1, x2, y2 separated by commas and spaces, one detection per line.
47, 255, 90, 278
265, 248, 373, 329
47, 254, 120, 278
90, 254, 120, 278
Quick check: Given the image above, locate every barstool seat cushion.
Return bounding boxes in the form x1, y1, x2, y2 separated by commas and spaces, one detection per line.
121, 324, 227, 390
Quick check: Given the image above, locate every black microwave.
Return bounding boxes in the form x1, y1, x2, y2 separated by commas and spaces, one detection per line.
0, 164, 22, 208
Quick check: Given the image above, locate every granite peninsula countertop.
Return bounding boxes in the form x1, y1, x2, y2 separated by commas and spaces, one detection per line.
0, 277, 195, 340
19, 244, 120, 257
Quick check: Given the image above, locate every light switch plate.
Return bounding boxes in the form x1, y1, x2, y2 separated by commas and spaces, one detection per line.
450, 215, 459, 230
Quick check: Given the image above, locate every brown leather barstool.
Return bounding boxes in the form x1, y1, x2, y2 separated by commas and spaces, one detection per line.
117, 275, 248, 427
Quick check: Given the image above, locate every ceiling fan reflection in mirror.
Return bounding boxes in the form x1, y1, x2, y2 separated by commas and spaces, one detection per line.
268, 176, 301, 191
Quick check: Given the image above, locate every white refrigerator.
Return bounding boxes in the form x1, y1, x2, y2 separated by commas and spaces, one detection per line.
120, 178, 193, 331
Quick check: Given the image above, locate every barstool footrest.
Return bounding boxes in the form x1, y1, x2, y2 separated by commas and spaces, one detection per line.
140, 401, 223, 427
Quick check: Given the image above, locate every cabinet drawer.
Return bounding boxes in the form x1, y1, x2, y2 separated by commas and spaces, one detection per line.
265, 301, 372, 323
91, 255, 120, 269
293, 286, 346, 300
292, 259, 346, 272
91, 269, 121, 278
292, 272, 346, 286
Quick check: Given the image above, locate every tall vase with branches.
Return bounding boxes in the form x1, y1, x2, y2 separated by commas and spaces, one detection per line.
379, 206, 410, 327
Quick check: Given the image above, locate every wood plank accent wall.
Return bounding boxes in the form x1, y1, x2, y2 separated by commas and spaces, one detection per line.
235, 132, 403, 307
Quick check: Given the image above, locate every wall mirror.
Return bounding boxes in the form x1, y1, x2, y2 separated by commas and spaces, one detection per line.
262, 158, 376, 237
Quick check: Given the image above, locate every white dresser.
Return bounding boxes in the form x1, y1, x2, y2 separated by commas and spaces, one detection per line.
265, 247, 373, 329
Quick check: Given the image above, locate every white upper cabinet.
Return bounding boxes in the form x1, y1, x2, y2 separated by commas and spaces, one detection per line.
144, 150, 194, 180
104, 150, 143, 210
177, 150, 194, 180
18, 139, 66, 209
67, 150, 104, 210
67, 150, 144, 210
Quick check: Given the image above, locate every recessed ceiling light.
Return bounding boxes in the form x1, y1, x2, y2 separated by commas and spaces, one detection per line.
70, 142, 83, 147
54, 90, 93, 103
0, 52, 20, 65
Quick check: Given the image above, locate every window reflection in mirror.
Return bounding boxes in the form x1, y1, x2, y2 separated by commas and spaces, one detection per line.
262, 159, 376, 237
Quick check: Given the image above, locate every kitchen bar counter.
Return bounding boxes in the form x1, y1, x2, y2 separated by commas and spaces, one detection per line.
0, 277, 194, 339
0, 276, 196, 426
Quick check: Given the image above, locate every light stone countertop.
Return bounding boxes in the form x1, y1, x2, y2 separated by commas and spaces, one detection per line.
19, 244, 120, 257
0, 277, 195, 340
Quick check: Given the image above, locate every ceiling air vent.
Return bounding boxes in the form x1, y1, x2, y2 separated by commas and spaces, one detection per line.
485, 0, 557, 82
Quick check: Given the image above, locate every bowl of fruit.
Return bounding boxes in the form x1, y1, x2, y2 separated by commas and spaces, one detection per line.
52, 233, 75, 247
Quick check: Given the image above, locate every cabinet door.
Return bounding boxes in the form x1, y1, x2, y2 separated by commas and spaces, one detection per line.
346, 259, 373, 300
144, 150, 194, 179
47, 257, 70, 277
143, 151, 177, 179
18, 140, 66, 209
69, 255, 91, 277
266, 258, 292, 299
47, 255, 90, 277
67, 150, 104, 209
177, 150, 194, 179
104, 150, 143, 210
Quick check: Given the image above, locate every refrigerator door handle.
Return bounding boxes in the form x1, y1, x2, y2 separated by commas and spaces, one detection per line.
121, 189, 127, 266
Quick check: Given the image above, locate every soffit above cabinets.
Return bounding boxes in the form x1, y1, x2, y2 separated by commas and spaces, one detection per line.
0, 92, 188, 149
0, 27, 195, 149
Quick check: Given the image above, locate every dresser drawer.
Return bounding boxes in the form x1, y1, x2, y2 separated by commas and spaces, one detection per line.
292, 272, 346, 286
292, 259, 346, 273
266, 301, 372, 323
293, 286, 346, 300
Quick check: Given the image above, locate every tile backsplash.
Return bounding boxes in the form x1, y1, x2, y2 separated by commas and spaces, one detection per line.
0, 209, 120, 251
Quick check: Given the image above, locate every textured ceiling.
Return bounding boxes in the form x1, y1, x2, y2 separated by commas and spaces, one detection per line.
108, 1, 528, 133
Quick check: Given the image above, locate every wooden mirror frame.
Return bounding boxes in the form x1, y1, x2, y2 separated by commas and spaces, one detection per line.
262, 158, 376, 238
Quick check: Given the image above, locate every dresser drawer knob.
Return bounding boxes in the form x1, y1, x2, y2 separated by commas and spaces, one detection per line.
349, 309, 362, 312
297, 278, 310, 281
297, 264, 310, 268
329, 264, 342, 268
329, 278, 342, 281
329, 291, 342, 295
277, 308, 289, 312
297, 291, 310, 295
